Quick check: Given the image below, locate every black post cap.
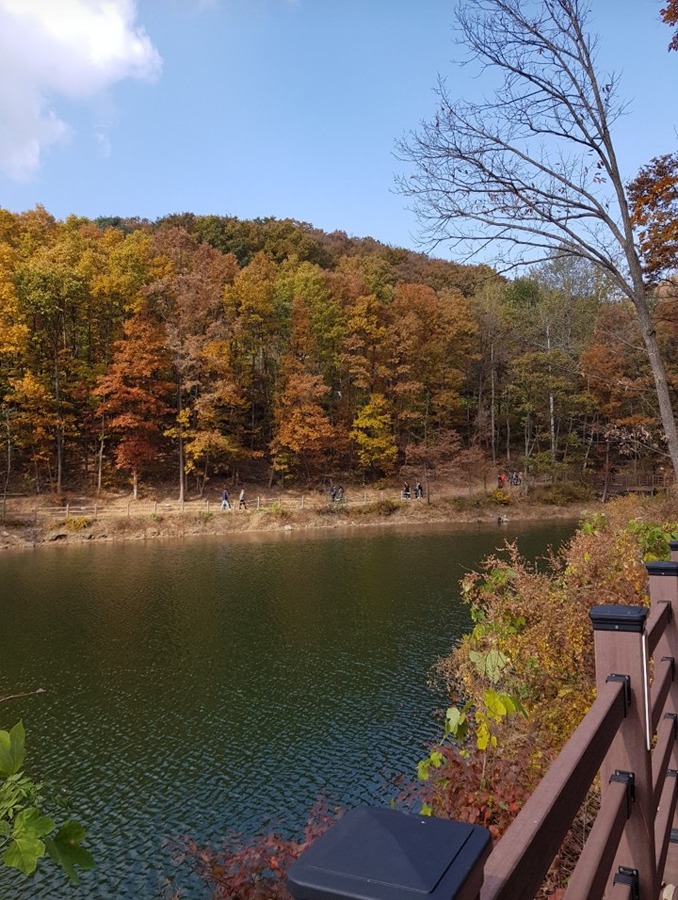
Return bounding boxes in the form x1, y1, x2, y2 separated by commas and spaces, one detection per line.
646, 561, 678, 577
669, 540, 678, 551
286, 807, 492, 900
589, 605, 647, 633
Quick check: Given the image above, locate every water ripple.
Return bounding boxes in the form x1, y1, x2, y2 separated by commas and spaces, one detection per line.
0, 522, 576, 898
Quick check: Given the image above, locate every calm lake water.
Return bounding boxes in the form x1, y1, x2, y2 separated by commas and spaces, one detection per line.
0, 520, 576, 898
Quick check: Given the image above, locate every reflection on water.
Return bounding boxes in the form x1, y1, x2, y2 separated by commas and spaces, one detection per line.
0, 520, 577, 897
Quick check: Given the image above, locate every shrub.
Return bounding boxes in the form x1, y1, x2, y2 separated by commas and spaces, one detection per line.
532, 483, 593, 506
176, 803, 341, 899
63, 516, 91, 532
374, 498, 400, 516
269, 501, 291, 520
452, 492, 491, 509
317, 503, 349, 518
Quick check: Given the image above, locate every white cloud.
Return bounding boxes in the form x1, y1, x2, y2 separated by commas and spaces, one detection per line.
0, 0, 162, 181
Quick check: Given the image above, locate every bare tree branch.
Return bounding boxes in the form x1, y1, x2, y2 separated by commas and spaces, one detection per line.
396, 0, 678, 478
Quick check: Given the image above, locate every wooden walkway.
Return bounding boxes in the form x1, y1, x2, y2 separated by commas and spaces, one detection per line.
602, 473, 674, 497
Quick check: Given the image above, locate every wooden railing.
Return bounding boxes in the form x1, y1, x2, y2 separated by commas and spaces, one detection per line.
286, 542, 678, 900
601, 473, 674, 497
0, 490, 407, 524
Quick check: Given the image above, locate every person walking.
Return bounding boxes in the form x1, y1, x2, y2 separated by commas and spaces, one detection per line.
220, 488, 231, 510
238, 488, 247, 510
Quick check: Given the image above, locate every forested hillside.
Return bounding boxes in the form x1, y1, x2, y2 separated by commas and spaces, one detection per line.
0, 207, 674, 498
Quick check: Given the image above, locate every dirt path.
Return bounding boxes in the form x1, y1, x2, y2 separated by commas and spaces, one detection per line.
0, 484, 591, 552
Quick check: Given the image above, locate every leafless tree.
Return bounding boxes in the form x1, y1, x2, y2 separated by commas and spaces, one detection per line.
398, 0, 678, 478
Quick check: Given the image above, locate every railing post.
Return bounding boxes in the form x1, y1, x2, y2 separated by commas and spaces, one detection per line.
286, 807, 491, 900
589, 605, 657, 898
647, 560, 678, 888
647, 560, 678, 751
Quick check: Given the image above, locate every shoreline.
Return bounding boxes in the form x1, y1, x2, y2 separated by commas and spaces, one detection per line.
0, 492, 594, 553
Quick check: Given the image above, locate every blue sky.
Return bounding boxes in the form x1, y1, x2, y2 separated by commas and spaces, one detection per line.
0, 0, 675, 257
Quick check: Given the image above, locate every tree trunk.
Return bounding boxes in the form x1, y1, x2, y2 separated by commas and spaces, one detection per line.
97, 416, 105, 498
633, 294, 678, 480
177, 383, 185, 503
490, 342, 496, 464
53, 346, 63, 495
2, 411, 10, 525
546, 325, 556, 463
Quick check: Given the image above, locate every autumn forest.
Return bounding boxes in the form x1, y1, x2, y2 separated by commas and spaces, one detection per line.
0, 206, 675, 500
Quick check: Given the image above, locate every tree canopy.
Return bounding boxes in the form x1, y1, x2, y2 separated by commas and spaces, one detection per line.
0, 206, 676, 497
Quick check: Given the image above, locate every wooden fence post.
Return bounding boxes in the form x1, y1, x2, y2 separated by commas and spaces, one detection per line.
589, 605, 657, 898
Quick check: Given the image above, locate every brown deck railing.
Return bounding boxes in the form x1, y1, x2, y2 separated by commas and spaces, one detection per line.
287, 543, 678, 900
481, 550, 678, 900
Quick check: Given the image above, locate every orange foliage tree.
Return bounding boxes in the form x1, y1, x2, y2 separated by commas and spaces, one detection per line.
628, 153, 678, 283
94, 315, 174, 498
662, 0, 678, 50
270, 363, 338, 480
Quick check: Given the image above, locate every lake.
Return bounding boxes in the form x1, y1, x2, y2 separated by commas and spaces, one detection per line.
0, 520, 577, 897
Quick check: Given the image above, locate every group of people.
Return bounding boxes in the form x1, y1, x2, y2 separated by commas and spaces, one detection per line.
221, 480, 434, 508
221, 488, 247, 510
497, 471, 523, 488
402, 481, 424, 500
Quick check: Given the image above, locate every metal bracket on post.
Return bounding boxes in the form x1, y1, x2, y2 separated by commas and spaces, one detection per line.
662, 656, 676, 681
666, 712, 678, 740
659, 600, 674, 622
613, 866, 639, 900
606, 673, 631, 715
609, 770, 635, 819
